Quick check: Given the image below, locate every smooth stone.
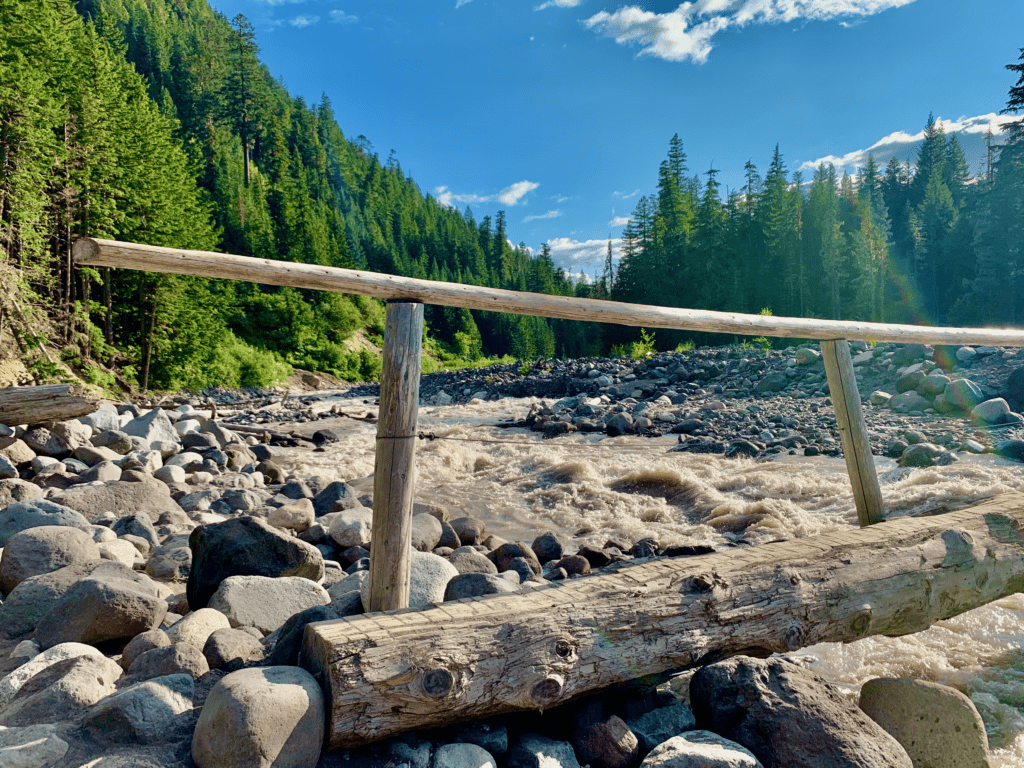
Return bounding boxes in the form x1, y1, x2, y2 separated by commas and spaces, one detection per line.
623, 700, 697, 754
82, 673, 194, 744
574, 714, 639, 768
450, 516, 486, 545
164, 607, 231, 649
433, 743, 497, 768
121, 408, 180, 446
449, 547, 498, 575
859, 678, 989, 768
267, 498, 315, 533
360, 550, 457, 612
0, 653, 123, 726
127, 642, 210, 681
411, 513, 444, 551
52, 479, 183, 523
328, 506, 374, 549
191, 666, 324, 768
507, 733, 582, 768
0, 525, 101, 595
444, 572, 518, 601
0, 500, 90, 547
203, 627, 266, 671
266, 604, 339, 666
208, 575, 330, 635
639, 732, 763, 768
0, 642, 103, 708
0, 723, 69, 768
120, 629, 171, 671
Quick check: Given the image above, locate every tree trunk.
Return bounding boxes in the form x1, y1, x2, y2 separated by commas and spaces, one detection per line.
304, 494, 1024, 749
0, 383, 100, 426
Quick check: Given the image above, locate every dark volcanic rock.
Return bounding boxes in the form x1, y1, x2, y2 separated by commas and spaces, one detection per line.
186, 515, 324, 609
266, 604, 339, 666
690, 655, 913, 768
444, 573, 519, 601
531, 531, 564, 564
491, 541, 542, 575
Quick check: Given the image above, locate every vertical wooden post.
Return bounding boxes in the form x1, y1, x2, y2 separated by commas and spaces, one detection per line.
820, 339, 884, 527
368, 301, 423, 611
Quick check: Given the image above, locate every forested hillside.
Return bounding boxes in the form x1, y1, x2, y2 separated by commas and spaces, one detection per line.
0, 0, 592, 392
2, 0, 1023, 392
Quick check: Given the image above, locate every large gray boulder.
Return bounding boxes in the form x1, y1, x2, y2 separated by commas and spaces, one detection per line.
433, 743, 497, 768
943, 379, 984, 412
82, 673, 194, 744
444, 573, 518, 601
126, 642, 210, 682
164, 607, 231, 650
639, 732, 762, 768
0, 561, 158, 641
0, 723, 69, 768
191, 666, 324, 768
0, 641, 104, 709
0, 500, 90, 547
411, 512, 443, 551
0, 525, 101, 595
360, 550, 457, 611
208, 575, 330, 635
33, 574, 167, 649
52, 479, 183, 523
0, 652, 123, 726
859, 678, 989, 768
970, 398, 1012, 426
507, 734, 581, 768
121, 407, 180, 446
0, 478, 43, 508
328, 506, 374, 549
187, 515, 324, 610
690, 656, 912, 768
449, 547, 498, 575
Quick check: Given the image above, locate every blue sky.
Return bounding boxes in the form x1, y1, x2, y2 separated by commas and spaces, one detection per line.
206, 0, 1024, 276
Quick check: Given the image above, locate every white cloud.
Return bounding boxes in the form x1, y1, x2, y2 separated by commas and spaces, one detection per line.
290, 14, 319, 27
609, 215, 630, 227
253, 0, 303, 5
329, 10, 357, 23
524, 210, 562, 222
584, 0, 917, 64
536, 0, 582, 9
613, 189, 639, 199
546, 237, 622, 272
455, 0, 473, 7
435, 180, 540, 208
799, 113, 1018, 173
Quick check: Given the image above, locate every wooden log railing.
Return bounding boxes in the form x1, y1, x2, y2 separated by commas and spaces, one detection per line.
72, 238, 1024, 601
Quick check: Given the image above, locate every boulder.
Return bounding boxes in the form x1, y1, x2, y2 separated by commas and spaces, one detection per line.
0, 652, 123, 726
867, 391, 891, 406
917, 373, 951, 398
449, 547, 499, 575
361, 551, 458, 611
492, 541, 542, 576
82, 673, 194, 744
531, 531, 564, 563
313, 480, 360, 517
623, 700, 697, 754
970, 398, 1011, 426
208, 575, 330, 635
943, 379, 984, 412
0, 723, 69, 768
33, 575, 167, 649
433, 743, 498, 768
896, 370, 925, 394
186, 515, 324, 610
191, 666, 324, 768
0, 642, 104, 708
507, 734, 581, 768
121, 408, 180, 446
164, 607, 231, 649
0, 500, 90, 547
0, 479, 43, 508
450, 516, 486, 545
859, 678, 989, 768
0, 525, 101, 595
573, 714, 639, 768
127, 642, 210, 681
889, 391, 931, 413
328, 507, 374, 549
145, 546, 192, 582
444, 573, 519, 601
689, 656, 912, 768
121, 629, 172, 671
794, 348, 820, 365
79, 404, 121, 432
268, 498, 315, 533
53, 479, 183, 523
639, 732, 762, 768
266, 604, 339, 666
899, 442, 946, 468
203, 627, 265, 671
755, 373, 788, 394
411, 513, 443, 551
891, 344, 927, 367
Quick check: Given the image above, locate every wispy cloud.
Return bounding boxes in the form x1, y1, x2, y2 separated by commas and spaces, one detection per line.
329, 9, 357, 24
609, 215, 630, 227
584, 0, 917, 64
546, 237, 622, 272
253, 0, 303, 6
800, 113, 1018, 173
455, 0, 473, 7
290, 14, 319, 27
435, 180, 540, 208
524, 210, 562, 223
536, 0, 583, 10
613, 189, 639, 199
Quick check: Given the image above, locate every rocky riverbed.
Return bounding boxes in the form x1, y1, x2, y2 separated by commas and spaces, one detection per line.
0, 341, 1020, 767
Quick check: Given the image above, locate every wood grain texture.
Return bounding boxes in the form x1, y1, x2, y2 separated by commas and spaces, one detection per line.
303, 494, 1024, 749
368, 302, 424, 612
74, 238, 1024, 345
0, 384, 100, 426
821, 340, 885, 526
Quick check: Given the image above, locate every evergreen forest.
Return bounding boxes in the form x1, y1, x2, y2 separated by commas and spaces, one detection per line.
1, 0, 1023, 392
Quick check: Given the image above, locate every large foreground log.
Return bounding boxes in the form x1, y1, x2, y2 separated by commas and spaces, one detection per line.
0, 384, 101, 426
303, 494, 1024, 749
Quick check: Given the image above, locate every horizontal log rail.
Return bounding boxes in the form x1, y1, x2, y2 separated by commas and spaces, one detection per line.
303, 493, 1024, 748
73, 238, 1024, 346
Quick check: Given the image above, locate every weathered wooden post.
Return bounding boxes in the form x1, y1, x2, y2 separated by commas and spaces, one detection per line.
820, 339, 884, 526
368, 300, 424, 611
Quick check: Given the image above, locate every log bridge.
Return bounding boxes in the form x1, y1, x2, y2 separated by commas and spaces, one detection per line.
69, 239, 1024, 746
303, 493, 1024, 748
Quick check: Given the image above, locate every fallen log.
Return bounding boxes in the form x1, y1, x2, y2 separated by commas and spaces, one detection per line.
303, 493, 1024, 749
0, 384, 101, 426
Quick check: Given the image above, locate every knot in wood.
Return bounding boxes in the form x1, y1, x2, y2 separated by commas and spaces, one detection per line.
850, 604, 872, 635
691, 574, 714, 592
530, 675, 564, 707
553, 639, 574, 659
422, 668, 454, 698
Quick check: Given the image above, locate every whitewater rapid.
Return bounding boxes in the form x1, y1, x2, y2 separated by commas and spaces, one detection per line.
274, 395, 1024, 765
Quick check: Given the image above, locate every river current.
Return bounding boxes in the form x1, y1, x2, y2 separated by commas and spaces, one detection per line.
273, 394, 1024, 765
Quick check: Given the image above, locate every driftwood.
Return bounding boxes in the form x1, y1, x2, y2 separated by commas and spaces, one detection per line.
303, 494, 1024, 749
0, 384, 101, 426
74, 238, 1024, 346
